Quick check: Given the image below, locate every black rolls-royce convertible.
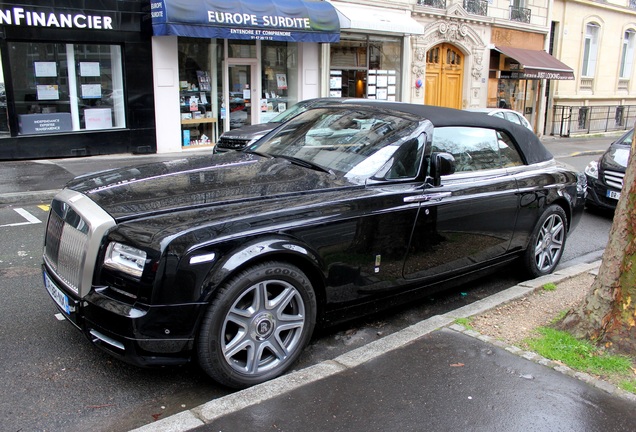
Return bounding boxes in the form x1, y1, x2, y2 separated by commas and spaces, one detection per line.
42, 102, 585, 388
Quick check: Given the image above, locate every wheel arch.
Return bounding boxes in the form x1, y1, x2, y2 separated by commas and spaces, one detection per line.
547, 193, 573, 232
201, 236, 328, 318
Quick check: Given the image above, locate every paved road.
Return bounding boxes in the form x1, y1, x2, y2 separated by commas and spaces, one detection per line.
0, 134, 621, 431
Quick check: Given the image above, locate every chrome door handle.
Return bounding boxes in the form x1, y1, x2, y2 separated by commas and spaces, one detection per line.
403, 192, 452, 203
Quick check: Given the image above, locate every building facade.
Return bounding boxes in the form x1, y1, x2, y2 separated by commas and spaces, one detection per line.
150, 0, 344, 153
0, 1, 155, 160
409, 0, 574, 136
550, 0, 636, 136
150, 0, 424, 154
5, 1, 636, 160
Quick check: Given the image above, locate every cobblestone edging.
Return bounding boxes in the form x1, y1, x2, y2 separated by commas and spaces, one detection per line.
446, 323, 636, 404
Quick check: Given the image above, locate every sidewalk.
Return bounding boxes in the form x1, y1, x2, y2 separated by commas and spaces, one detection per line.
131, 261, 636, 432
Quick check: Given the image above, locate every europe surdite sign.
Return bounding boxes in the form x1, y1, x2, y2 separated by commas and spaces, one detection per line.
150, 0, 340, 43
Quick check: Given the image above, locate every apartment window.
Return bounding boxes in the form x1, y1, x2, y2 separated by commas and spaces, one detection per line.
582, 23, 599, 77
620, 30, 635, 79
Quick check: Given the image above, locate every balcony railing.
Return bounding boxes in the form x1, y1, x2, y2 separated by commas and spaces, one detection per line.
552, 105, 636, 136
509, 6, 531, 23
417, 0, 447, 9
463, 0, 487, 16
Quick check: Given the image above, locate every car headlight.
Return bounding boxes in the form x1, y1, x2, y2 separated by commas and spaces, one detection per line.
577, 172, 587, 194
104, 242, 147, 278
584, 160, 599, 179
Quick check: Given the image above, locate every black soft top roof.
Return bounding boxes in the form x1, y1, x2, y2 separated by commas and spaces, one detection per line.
323, 101, 553, 165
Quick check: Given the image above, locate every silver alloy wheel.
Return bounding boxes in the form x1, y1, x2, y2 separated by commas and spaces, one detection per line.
534, 212, 565, 272
221, 279, 306, 376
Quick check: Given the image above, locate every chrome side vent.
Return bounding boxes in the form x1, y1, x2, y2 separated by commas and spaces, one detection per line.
90, 329, 125, 351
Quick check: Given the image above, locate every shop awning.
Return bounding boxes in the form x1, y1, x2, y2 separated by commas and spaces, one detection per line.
330, 1, 424, 35
495, 46, 575, 80
151, 0, 340, 43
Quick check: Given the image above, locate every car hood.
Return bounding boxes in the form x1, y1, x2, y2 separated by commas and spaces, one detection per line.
65, 152, 351, 221
218, 123, 278, 140
600, 144, 630, 172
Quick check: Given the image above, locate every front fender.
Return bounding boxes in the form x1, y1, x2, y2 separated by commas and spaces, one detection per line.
199, 236, 326, 302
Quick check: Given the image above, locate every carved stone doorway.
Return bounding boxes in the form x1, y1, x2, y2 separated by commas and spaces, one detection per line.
424, 43, 464, 109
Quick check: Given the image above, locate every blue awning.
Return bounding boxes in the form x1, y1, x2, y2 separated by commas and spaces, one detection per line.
151, 0, 340, 43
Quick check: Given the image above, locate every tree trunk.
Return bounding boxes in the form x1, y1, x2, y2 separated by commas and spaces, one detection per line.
558, 134, 636, 354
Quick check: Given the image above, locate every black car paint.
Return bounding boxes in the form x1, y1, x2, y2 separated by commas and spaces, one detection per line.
43, 103, 585, 369
585, 129, 632, 210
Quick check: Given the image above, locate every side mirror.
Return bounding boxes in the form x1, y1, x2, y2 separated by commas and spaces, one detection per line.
430, 152, 455, 186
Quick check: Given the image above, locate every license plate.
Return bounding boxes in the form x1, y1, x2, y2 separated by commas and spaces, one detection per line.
43, 271, 73, 315
607, 190, 621, 200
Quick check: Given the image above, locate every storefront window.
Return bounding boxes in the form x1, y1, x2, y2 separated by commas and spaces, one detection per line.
74, 44, 125, 131
6, 42, 125, 135
329, 33, 402, 101
178, 38, 221, 147
261, 41, 297, 122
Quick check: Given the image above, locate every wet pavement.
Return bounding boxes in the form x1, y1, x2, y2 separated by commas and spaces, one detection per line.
128, 263, 636, 432
194, 329, 636, 432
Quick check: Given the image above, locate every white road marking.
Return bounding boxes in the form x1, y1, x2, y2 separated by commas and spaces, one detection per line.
0, 208, 42, 227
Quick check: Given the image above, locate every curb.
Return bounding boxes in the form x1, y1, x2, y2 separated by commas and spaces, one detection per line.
569, 150, 605, 157
130, 260, 613, 432
0, 190, 59, 205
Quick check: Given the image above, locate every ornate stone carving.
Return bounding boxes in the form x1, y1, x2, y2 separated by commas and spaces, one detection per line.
410, 17, 488, 102
438, 21, 469, 43
471, 49, 484, 81
415, 47, 426, 62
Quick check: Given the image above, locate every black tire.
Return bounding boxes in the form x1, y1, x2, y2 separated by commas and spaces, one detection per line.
197, 261, 316, 389
521, 205, 568, 278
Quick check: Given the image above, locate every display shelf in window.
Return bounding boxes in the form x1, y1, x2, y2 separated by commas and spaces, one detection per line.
179, 70, 215, 148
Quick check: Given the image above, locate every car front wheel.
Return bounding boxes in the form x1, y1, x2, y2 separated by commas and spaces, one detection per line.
522, 205, 568, 278
197, 261, 316, 388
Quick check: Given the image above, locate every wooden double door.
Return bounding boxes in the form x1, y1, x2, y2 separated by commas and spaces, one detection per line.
424, 43, 463, 109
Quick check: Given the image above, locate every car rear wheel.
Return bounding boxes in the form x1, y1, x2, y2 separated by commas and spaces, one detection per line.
197, 261, 316, 388
522, 205, 567, 278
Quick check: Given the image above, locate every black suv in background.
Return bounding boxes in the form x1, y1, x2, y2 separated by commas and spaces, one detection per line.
215, 98, 334, 152
215, 98, 371, 152
585, 128, 633, 210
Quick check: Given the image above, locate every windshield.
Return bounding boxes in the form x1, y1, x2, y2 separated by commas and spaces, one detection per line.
268, 100, 314, 123
249, 107, 423, 182
616, 129, 633, 146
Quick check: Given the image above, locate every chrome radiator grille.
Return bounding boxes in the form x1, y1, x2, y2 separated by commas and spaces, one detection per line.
603, 170, 624, 190
44, 210, 88, 294
43, 190, 116, 298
